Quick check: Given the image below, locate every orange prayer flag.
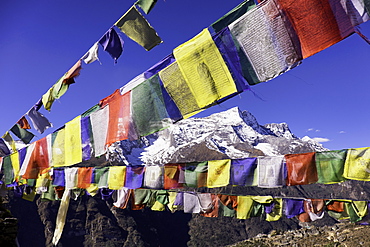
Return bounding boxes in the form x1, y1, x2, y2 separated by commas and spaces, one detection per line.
17, 116, 31, 129
277, 0, 345, 58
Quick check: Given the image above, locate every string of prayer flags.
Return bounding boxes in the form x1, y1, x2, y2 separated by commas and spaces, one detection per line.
27, 107, 53, 134
315, 149, 347, 184
115, 6, 162, 51
10, 124, 35, 144
343, 147, 370, 181
173, 28, 237, 110
98, 27, 124, 63
135, 0, 158, 15
82, 42, 100, 64
211, 0, 256, 33
228, 0, 302, 84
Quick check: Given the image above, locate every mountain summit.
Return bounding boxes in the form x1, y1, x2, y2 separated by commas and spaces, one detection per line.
140, 107, 328, 165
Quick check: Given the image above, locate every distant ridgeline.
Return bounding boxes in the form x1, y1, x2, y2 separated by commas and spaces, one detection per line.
1, 0, 370, 245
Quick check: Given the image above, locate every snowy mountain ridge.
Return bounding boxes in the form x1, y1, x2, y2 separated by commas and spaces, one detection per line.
137, 107, 328, 166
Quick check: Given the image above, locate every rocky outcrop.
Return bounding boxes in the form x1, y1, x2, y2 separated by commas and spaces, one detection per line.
229, 221, 370, 247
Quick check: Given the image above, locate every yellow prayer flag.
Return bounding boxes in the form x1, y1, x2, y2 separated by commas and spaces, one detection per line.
42, 86, 55, 111
64, 116, 82, 166
265, 198, 283, 222
52, 129, 65, 167
52, 188, 71, 245
2, 131, 16, 152
86, 184, 99, 196
108, 166, 126, 190
167, 192, 177, 213
251, 196, 273, 204
236, 196, 254, 219
151, 201, 166, 211
35, 171, 52, 189
158, 62, 202, 118
173, 29, 237, 109
343, 147, 370, 181
207, 159, 231, 188
10, 152, 20, 181
352, 201, 368, 218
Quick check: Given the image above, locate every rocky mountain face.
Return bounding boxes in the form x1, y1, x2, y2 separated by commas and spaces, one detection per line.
4, 107, 369, 247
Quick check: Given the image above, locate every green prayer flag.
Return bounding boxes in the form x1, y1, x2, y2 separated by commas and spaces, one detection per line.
41, 181, 56, 201
3, 156, 14, 185
155, 190, 169, 205
345, 201, 367, 223
94, 167, 109, 188
115, 6, 162, 51
185, 162, 208, 187
315, 150, 347, 184
10, 124, 35, 144
132, 74, 171, 136
52, 75, 69, 99
218, 202, 236, 217
136, 0, 158, 14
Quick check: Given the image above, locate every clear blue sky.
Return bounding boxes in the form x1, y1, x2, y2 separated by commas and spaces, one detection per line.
0, 0, 369, 151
